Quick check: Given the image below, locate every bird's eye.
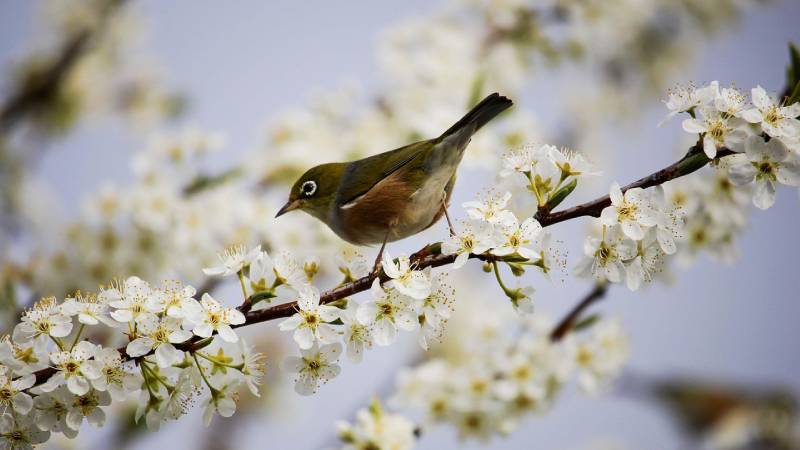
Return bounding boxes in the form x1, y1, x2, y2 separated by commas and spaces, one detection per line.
301, 180, 317, 197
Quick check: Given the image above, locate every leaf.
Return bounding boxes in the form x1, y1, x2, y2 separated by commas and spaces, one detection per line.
574, 314, 601, 332
785, 42, 800, 105
545, 178, 578, 210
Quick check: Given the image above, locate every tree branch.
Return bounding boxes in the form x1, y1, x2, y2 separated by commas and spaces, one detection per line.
0, 0, 128, 132
27, 141, 734, 386
549, 284, 608, 342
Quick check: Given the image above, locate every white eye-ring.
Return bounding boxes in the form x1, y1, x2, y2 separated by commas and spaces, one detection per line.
301, 180, 317, 197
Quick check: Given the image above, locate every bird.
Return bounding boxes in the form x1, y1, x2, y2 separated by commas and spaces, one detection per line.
276, 92, 513, 269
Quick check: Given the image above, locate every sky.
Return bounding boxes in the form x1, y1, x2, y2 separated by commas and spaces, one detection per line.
1, 1, 799, 449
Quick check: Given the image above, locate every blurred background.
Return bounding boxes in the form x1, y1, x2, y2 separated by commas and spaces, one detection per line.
0, 0, 799, 449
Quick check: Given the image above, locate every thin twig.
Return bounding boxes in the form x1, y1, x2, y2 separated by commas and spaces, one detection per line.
549, 284, 608, 342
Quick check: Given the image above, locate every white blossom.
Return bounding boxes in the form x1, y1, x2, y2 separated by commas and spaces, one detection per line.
13, 297, 73, 343
490, 215, 542, 260
741, 86, 800, 138
600, 183, 658, 240
202, 244, 261, 277
0, 367, 34, 414
357, 280, 419, 346
0, 414, 50, 450
278, 285, 340, 350
574, 225, 638, 284
463, 191, 516, 227
61, 291, 117, 327
728, 136, 800, 209
126, 317, 192, 368
339, 302, 373, 363
282, 343, 342, 396
381, 252, 431, 300
40, 341, 102, 396
187, 293, 246, 343
682, 106, 748, 158
441, 222, 496, 269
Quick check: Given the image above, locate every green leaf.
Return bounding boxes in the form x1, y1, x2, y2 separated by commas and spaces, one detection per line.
545, 178, 578, 210
786, 42, 800, 105
574, 314, 601, 332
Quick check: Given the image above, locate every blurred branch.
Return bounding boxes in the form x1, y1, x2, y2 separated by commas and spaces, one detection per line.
549, 283, 608, 342
0, 0, 128, 133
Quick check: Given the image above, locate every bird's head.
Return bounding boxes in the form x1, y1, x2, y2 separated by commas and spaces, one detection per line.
276, 162, 346, 221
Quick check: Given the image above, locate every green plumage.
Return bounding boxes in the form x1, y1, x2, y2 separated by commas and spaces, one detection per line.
277, 93, 513, 245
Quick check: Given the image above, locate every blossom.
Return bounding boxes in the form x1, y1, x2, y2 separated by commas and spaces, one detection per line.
335, 249, 371, 282
61, 291, 117, 327
248, 250, 307, 295
33, 387, 77, 439
13, 296, 73, 343
462, 191, 516, 227
337, 400, 416, 450
499, 145, 536, 177
278, 285, 340, 350
202, 381, 239, 426
339, 302, 373, 363
574, 226, 638, 283
151, 281, 200, 319
741, 86, 800, 138
660, 81, 719, 126
90, 347, 140, 401
572, 319, 629, 394
0, 367, 34, 414
416, 275, 455, 350
282, 343, 342, 396
549, 146, 599, 178
40, 341, 102, 396
381, 252, 431, 300
64, 389, 112, 430
126, 317, 193, 367
0, 414, 50, 450
441, 222, 496, 269
600, 183, 658, 240
357, 280, 419, 346
107, 276, 160, 327
625, 230, 666, 291
187, 293, 246, 343
490, 215, 542, 260
728, 136, 800, 209
202, 244, 261, 277
238, 340, 266, 396
713, 84, 747, 117
0, 337, 48, 375
682, 106, 747, 158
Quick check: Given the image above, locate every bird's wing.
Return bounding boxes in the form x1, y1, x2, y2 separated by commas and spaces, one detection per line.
336, 139, 434, 208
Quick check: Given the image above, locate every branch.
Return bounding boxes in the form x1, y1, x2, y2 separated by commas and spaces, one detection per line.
27, 141, 734, 386
0, 0, 128, 132
549, 284, 608, 342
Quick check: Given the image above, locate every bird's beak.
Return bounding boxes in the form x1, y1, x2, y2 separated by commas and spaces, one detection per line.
275, 200, 300, 218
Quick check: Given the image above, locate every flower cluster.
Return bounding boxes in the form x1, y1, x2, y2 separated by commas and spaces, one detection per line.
390, 313, 628, 443
336, 399, 417, 450
667, 82, 800, 209
201, 244, 455, 396
0, 275, 265, 448
499, 144, 599, 208
575, 183, 678, 291
278, 258, 455, 395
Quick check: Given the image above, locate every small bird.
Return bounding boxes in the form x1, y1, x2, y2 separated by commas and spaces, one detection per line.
276, 93, 513, 267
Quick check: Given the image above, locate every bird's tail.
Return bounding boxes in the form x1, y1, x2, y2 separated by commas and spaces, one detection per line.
440, 92, 513, 139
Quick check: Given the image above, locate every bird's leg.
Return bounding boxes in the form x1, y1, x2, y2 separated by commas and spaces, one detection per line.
440, 191, 456, 236
371, 229, 391, 277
